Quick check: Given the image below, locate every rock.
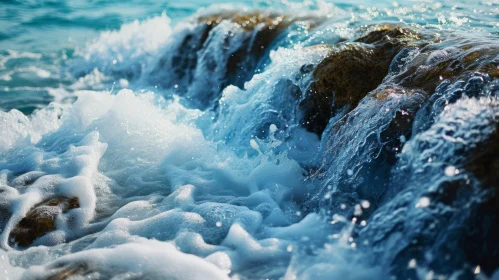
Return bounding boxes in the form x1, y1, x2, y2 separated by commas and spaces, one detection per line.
300, 25, 499, 135
10, 197, 79, 247
302, 24, 431, 134
42, 262, 92, 280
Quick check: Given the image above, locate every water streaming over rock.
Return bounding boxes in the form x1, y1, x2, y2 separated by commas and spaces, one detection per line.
0, 1, 498, 279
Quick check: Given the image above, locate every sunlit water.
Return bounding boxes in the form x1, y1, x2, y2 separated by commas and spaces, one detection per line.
1, 0, 498, 279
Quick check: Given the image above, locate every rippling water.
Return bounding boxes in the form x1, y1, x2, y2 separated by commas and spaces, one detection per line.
1, 0, 498, 279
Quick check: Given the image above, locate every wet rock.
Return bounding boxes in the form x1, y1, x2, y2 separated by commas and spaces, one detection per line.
149, 11, 300, 109
10, 196, 79, 247
358, 98, 499, 279
300, 25, 499, 136
304, 27, 499, 218
302, 24, 431, 134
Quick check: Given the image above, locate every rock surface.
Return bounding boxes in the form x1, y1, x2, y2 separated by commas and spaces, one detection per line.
10, 197, 80, 247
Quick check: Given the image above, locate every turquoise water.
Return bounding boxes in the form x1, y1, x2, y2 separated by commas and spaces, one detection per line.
1, 1, 499, 279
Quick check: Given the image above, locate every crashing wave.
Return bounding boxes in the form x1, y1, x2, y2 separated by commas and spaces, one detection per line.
1, 4, 499, 280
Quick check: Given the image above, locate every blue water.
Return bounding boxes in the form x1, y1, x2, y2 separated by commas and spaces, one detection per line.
1, 0, 498, 279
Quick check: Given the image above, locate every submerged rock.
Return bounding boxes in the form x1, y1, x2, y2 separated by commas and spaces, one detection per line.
10, 197, 80, 247
38, 262, 92, 280
305, 25, 499, 207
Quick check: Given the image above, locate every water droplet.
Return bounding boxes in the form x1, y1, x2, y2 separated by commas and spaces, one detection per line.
408, 259, 417, 268
361, 200, 370, 209
445, 166, 457, 177
417, 197, 431, 208
250, 139, 259, 150
426, 270, 435, 280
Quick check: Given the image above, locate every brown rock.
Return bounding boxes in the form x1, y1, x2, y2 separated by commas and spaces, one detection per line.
10, 197, 79, 247
44, 262, 91, 280
303, 24, 432, 134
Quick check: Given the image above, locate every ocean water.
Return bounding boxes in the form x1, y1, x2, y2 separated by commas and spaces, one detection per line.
1, 0, 499, 279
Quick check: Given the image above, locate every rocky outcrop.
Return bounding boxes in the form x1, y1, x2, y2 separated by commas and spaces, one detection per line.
301, 25, 432, 134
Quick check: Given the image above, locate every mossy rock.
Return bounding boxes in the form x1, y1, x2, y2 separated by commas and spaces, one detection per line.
302, 24, 432, 134
10, 197, 79, 247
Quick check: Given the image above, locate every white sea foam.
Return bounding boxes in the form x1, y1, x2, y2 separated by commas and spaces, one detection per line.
21, 240, 230, 280
71, 12, 172, 78
1, 89, 352, 278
